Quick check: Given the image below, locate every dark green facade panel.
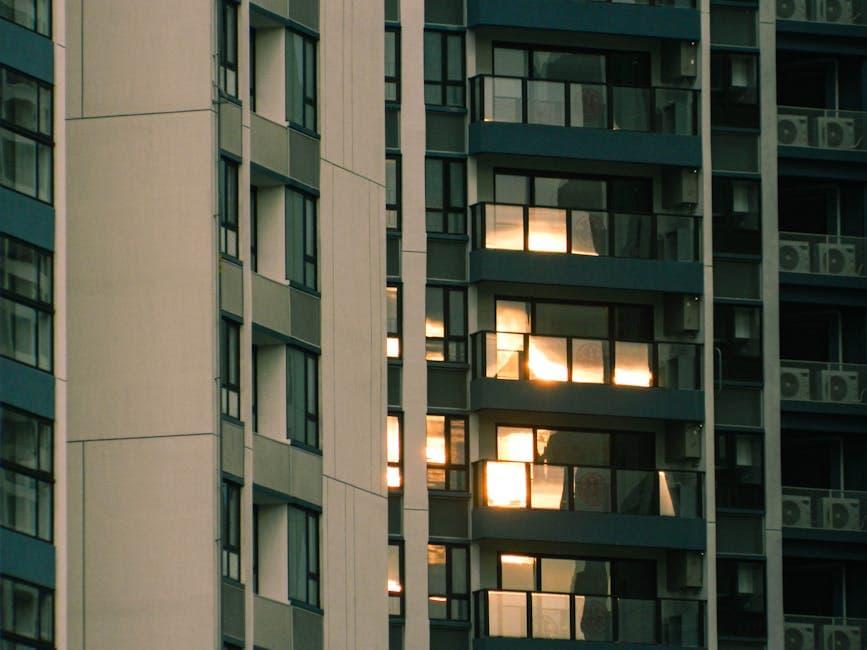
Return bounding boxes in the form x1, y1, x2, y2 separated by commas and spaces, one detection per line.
0, 18, 54, 82
0, 356, 55, 419
0, 529, 56, 588
0, 186, 55, 251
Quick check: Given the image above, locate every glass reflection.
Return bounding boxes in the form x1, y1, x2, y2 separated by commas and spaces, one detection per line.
571, 210, 608, 256
616, 470, 656, 515
500, 555, 536, 590
613, 341, 652, 387
571, 339, 607, 383
575, 596, 613, 641
530, 464, 567, 509
528, 336, 568, 381
486, 204, 523, 250
573, 467, 611, 512
528, 207, 567, 252
570, 83, 607, 128
528, 80, 565, 126
497, 427, 534, 462
532, 593, 571, 639
486, 462, 527, 507
489, 591, 528, 638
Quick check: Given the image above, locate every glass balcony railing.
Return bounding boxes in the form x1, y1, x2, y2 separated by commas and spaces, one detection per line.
778, 107, 867, 151
780, 360, 867, 404
474, 460, 703, 518
475, 589, 704, 646
779, 232, 866, 277
785, 615, 867, 650
782, 486, 867, 532
471, 203, 701, 262
472, 331, 702, 390
470, 75, 699, 136
776, 0, 866, 25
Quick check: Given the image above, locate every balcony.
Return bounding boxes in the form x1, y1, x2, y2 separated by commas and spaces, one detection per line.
777, 108, 867, 162
780, 360, 867, 405
468, 76, 701, 166
776, 0, 866, 26
475, 460, 702, 518
784, 615, 867, 650
779, 232, 866, 291
475, 589, 704, 648
782, 486, 866, 532
470, 203, 702, 292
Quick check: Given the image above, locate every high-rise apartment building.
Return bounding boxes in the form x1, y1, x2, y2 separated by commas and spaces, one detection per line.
0, 0, 865, 649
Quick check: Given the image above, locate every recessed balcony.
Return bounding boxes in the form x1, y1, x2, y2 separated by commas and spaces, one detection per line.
474, 589, 705, 648
780, 360, 867, 406
784, 615, 867, 650
779, 232, 866, 282
777, 107, 867, 159
776, 0, 866, 26
782, 486, 866, 533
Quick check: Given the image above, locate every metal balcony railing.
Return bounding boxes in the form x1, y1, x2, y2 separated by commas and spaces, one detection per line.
470, 75, 699, 136
475, 589, 704, 646
472, 331, 702, 390
776, 0, 866, 25
784, 615, 867, 650
782, 486, 867, 532
779, 232, 866, 277
471, 203, 701, 262
778, 107, 867, 151
474, 460, 703, 518
780, 360, 867, 405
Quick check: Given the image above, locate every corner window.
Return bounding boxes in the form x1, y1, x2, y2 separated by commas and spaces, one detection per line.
221, 480, 241, 581
426, 414, 467, 491
0, 0, 50, 36
425, 286, 466, 362
0, 405, 52, 541
425, 158, 466, 234
428, 543, 469, 620
385, 27, 400, 103
218, 0, 239, 98
219, 158, 239, 258
286, 30, 317, 132
220, 318, 240, 419
288, 505, 319, 607
386, 155, 401, 231
285, 188, 317, 291
386, 284, 401, 359
0, 235, 53, 371
286, 346, 318, 448
387, 413, 402, 489
388, 541, 404, 616
0, 65, 53, 203
0, 576, 53, 647
424, 31, 465, 107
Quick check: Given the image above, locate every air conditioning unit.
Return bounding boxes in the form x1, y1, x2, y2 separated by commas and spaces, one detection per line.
662, 41, 698, 80
820, 369, 859, 403
780, 240, 811, 273
817, 117, 856, 149
817, 243, 857, 275
782, 495, 812, 528
777, 0, 809, 19
731, 181, 757, 214
823, 624, 861, 650
665, 294, 701, 335
663, 168, 699, 208
823, 0, 853, 22
821, 497, 860, 531
666, 423, 703, 462
781, 367, 811, 401
667, 551, 703, 591
779, 114, 810, 146
785, 622, 815, 650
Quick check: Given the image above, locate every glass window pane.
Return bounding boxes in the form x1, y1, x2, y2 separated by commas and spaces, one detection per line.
426, 415, 446, 465
528, 336, 568, 381
613, 214, 651, 258
428, 544, 446, 593
541, 558, 582, 593
423, 32, 441, 82
618, 598, 656, 643
530, 464, 567, 509
486, 461, 527, 507
575, 595, 613, 641
612, 87, 650, 131
527, 207, 567, 252
573, 467, 612, 512
533, 51, 605, 83
386, 415, 400, 464
446, 34, 462, 81
532, 592, 571, 639
449, 418, 465, 464
571, 210, 608, 256
613, 342, 652, 387
490, 77, 523, 122
496, 300, 530, 333
447, 289, 465, 336
500, 555, 536, 590
494, 173, 529, 205
485, 204, 524, 250
571, 83, 607, 128
489, 591, 528, 638
494, 48, 527, 77
616, 470, 657, 515
527, 80, 565, 126
288, 507, 307, 601
537, 429, 609, 467
497, 426, 534, 462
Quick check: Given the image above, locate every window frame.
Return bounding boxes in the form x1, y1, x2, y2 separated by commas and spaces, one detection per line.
0, 0, 51, 36
221, 480, 242, 582
387, 412, 403, 490
220, 318, 241, 420
0, 574, 54, 648
428, 542, 470, 621
0, 404, 53, 541
425, 157, 467, 235
286, 345, 319, 449
0, 234, 53, 371
385, 26, 401, 104
388, 540, 405, 617
250, 186, 259, 272
285, 187, 318, 292
424, 29, 466, 108
386, 154, 402, 231
218, 0, 239, 98
288, 505, 320, 608
426, 414, 468, 492
219, 157, 240, 259
425, 285, 467, 363
386, 283, 402, 360
286, 29, 318, 133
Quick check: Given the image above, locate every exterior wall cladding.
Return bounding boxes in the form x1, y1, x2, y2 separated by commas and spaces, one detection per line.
0, 0, 865, 649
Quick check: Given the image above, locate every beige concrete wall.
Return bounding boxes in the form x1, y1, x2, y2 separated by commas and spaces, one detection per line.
318, 0, 388, 647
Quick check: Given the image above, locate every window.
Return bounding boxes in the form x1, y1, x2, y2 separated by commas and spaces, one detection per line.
221, 480, 241, 581
424, 31, 465, 107
288, 505, 319, 607
220, 319, 240, 419
0, 65, 53, 202
715, 432, 763, 509
385, 27, 400, 103
287, 30, 317, 131
388, 541, 404, 616
250, 186, 258, 272
717, 560, 765, 638
386, 284, 401, 359
711, 178, 760, 255
425, 158, 466, 234
387, 413, 402, 489
0, 576, 53, 648
286, 188, 317, 291
426, 415, 467, 490
711, 52, 759, 128
428, 543, 469, 620
714, 304, 762, 382
0, 0, 50, 36
218, 0, 239, 97
425, 286, 466, 362
386, 155, 401, 231
287, 346, 318, 448
0, 235, 52, 371
219, 158, 239, 258
0, 406, 52, 541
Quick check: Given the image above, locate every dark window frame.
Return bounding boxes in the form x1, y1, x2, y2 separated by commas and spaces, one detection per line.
0, 0, 50, 35
220, 318, 241, 420
221, 480, 242, 582
0, 574, 54, 648
425, 157, 467, 235
219, 157, 240, 259
428, 542, 470, 621
387, 283, 402, 360
385, 26, 401, 104
388, 539, 405, 617
387, 411, 403, 491
425, 285, 467, 363
426, 414, 468, 491
0, 404, 53, 541
286, 29, 318, 133
250, 185, 259, 272
424, 29, 466, 108
218, 0, 239, 98
288, 505, 320, 608
386, 154, 402, 231
0, 234, 54, 371
286, 345, 319, 449
285, 187, 317, 292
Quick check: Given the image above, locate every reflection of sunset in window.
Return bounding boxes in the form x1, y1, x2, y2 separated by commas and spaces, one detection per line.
486, 204, 523, 250
528, 336, 568, 381
658, 470, 675, 516
613, 342, 652, 387
527, 207, 567, 252
571, 339, 605, 383
387, 415, 401, 488
486, 461, 527, 507
386, 336, 400, 358
425, 317, 444, 338
497, 427, 534, 462
426, 416, 446, 465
